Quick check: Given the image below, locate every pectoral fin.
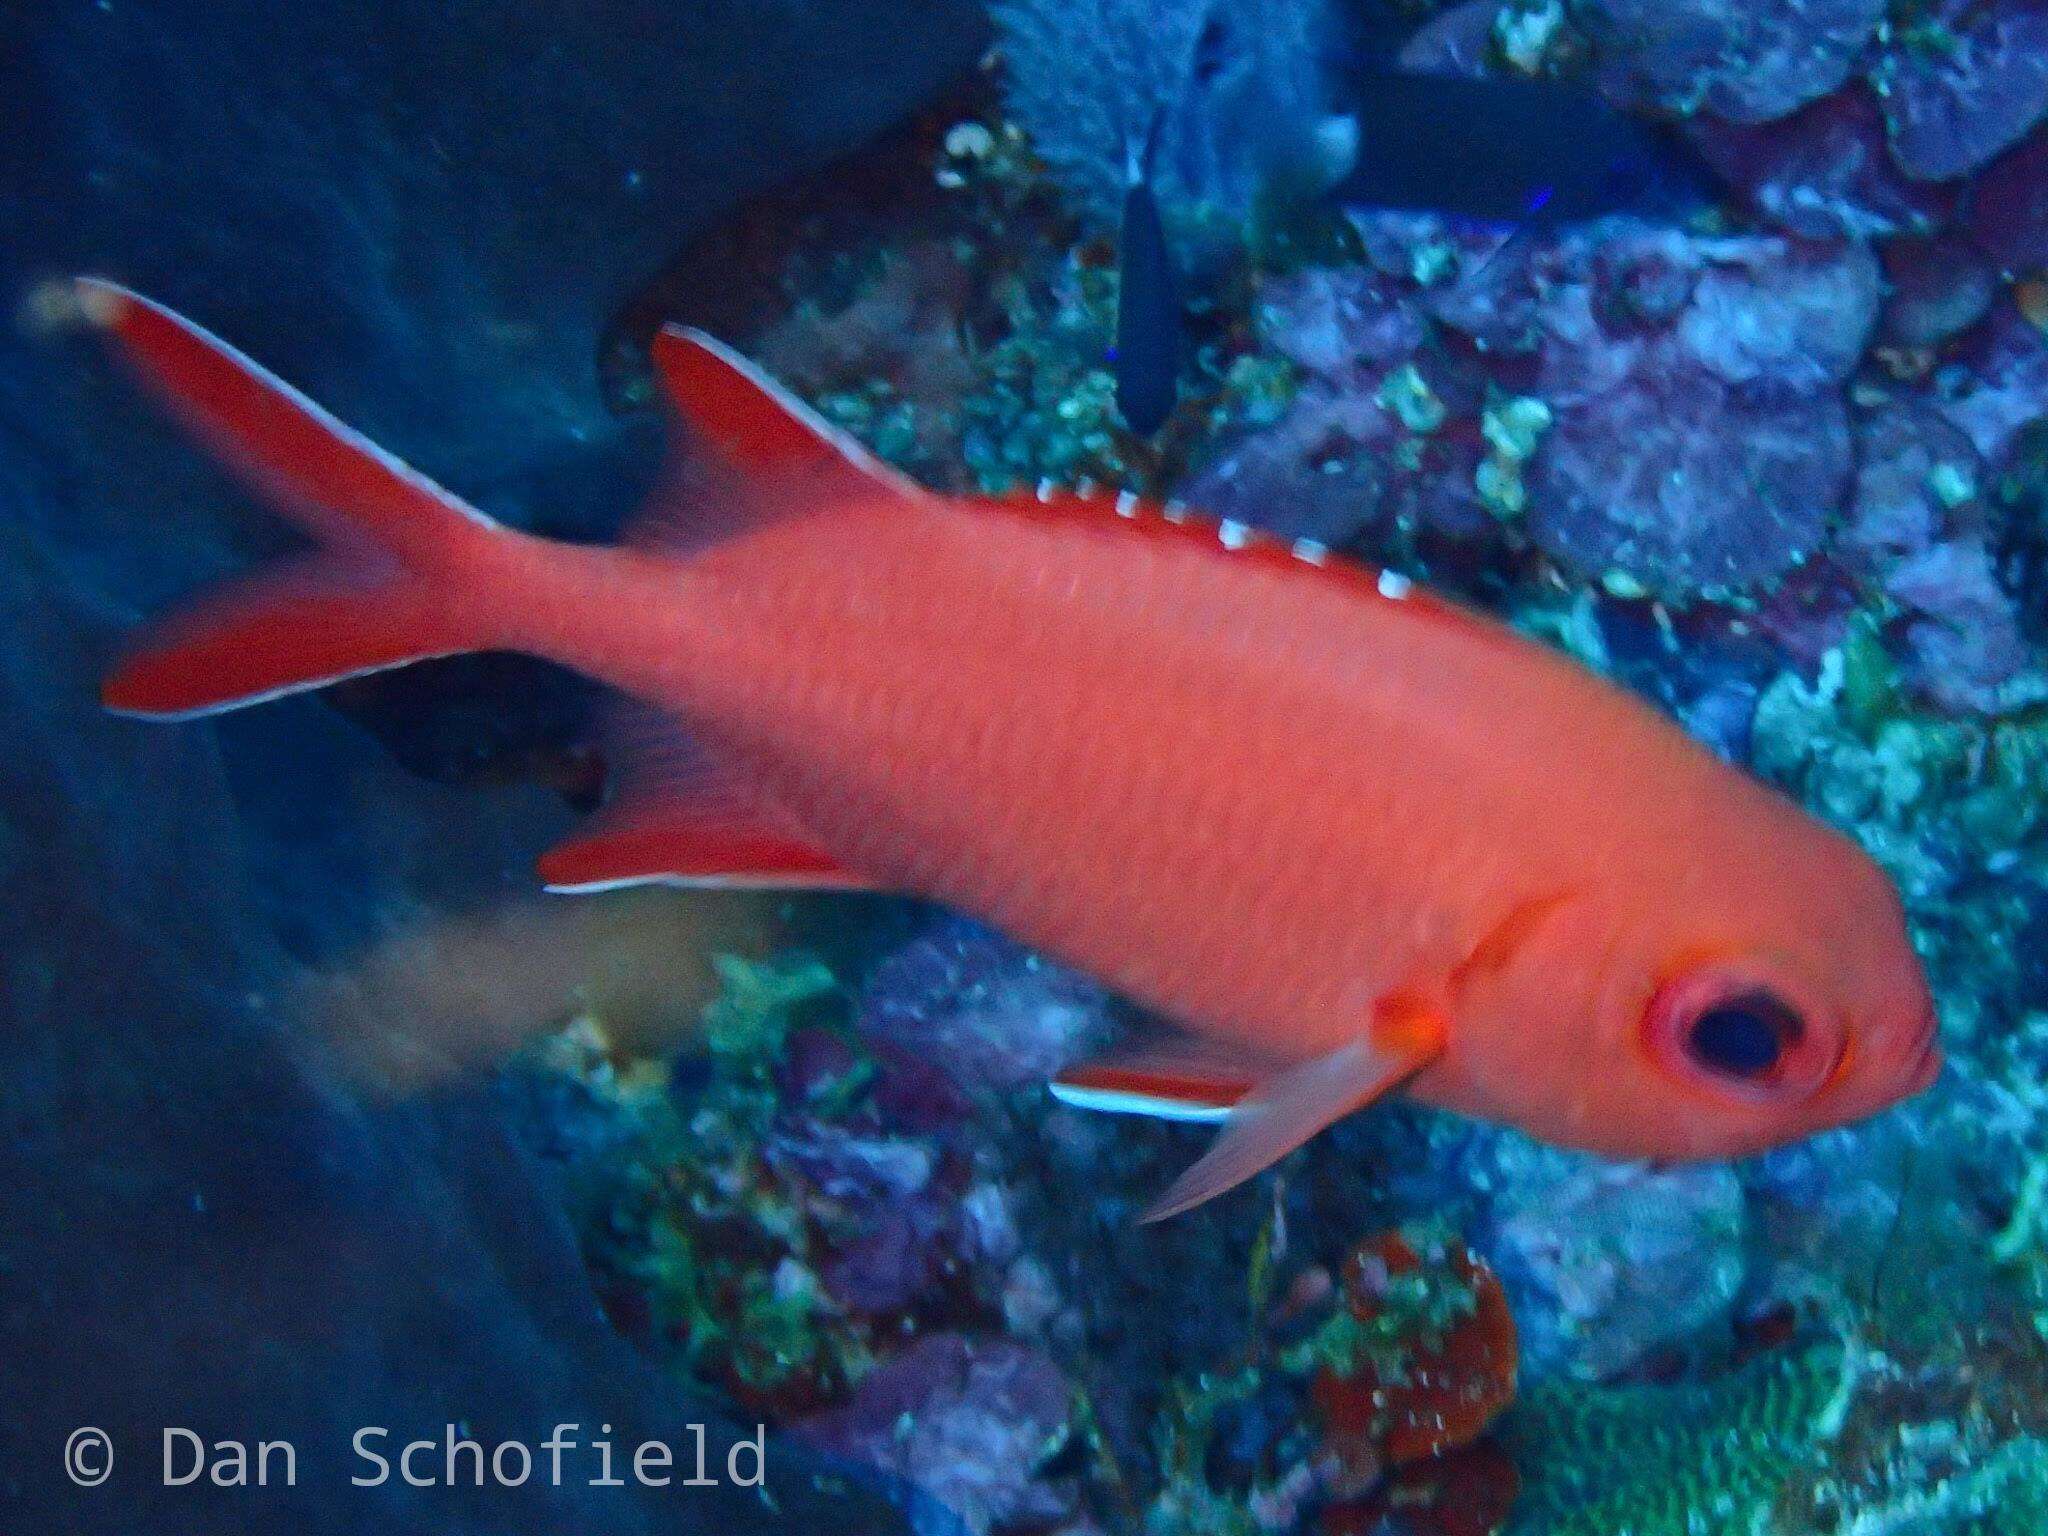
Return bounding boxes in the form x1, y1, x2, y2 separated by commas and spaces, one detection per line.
1139, 1007, 1445, 1224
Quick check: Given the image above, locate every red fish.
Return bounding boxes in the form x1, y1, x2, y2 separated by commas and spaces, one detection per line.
79, 279, 1940, 1220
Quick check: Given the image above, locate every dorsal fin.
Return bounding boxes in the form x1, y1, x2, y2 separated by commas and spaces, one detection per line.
651, 326, 923, 498
623, 328, 924, 553
1000, 483, 1516, 652
539, 702, 880, 894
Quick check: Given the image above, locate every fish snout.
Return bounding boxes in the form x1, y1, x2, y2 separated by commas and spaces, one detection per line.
1888, 1002, 1943, 1098
1902, 1017, 1943, 1095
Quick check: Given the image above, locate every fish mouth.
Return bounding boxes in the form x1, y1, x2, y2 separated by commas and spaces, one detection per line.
1899, 1008, 1943, 1095
1904, 1036, 1943, 1094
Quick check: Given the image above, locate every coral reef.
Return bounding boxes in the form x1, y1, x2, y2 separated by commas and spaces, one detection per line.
1523, 230, 1875, 598
17, 0, 2048, 1531
548, 17, 2048, 1523
856, 918, 1110, 1093
48, 0, 2035, 1530
795, 1334, 1076, 1536
1580, 0, 1886, 125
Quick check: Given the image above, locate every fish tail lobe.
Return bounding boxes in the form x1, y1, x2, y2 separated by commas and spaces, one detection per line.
75, 279, 523, 718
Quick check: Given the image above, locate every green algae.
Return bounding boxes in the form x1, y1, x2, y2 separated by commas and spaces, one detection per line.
1378, 364, 1448, 435
1478, 393, 1553, 518
782, 111, 1316, 502
1276, 1248, 1480, 1384
1830, 1435, 2048, 1536
534, 951, 881, 1406
702, 951, 837, 1070
1751, 618, 2047, 865
1503, 1343, 1849, 1536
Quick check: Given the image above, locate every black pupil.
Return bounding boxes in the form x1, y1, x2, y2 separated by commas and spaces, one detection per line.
1688, 993, 1799, 1079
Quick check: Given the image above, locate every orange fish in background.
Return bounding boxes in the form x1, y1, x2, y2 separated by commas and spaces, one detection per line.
75, 278, 1940, 1221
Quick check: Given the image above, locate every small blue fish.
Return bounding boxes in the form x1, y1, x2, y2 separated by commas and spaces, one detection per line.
1113, 110, 1181, 437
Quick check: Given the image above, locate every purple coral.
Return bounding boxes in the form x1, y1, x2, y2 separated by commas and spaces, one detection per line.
1677, 237, 1881, 387
1693, 88, 1955, 240
1583, 0, 1887, 125
1259, 265, 1430, 378
1525, 229, 1876, 598
1531, 385, 1850, 597
1844, 401, 1984, 570
1840, 399, 2042, 713
1877, 0, 2048, 182
858, 919, 1110, 1094
796, 1333, 1075, 1535
1967, 130, 2048, 270
1181, 258, 1516, 548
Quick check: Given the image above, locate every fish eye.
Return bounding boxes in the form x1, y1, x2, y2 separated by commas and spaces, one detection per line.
1644, 964, 1841, 1104
1686, 990, 1802, 1081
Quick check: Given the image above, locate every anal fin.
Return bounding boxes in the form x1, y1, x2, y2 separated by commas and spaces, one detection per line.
539, 810, 876, 893
539, 702, 879, 894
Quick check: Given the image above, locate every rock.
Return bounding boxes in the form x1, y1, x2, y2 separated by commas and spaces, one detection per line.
1935, 299, 2048, 464
1967, 130, 2048, 271
1531, 372, 1849, 597
1525, 229, 1874, 598
857, 921, 1111, 1094
821, 1197, 956, 1314
1176, 389, 1396, 550
770, 1121, 939, 1205
1877, 0, 2048, 182
1845, 400, 1985, 569
1487, 1154, 1748, 1380
1258, 266, 1430, 380
1886, 538, 2040, 713
796, 1334, 1075, 1535
1676, 238, 1881, 389
1747, 560, 1865, 667
1583, 0, 1886, 124
1879, 234, 1999, 347
1693, 88, 1954, 240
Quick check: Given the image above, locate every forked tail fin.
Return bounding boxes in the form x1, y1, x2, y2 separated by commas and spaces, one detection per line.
73, 279, 514, 718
